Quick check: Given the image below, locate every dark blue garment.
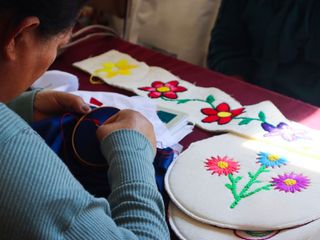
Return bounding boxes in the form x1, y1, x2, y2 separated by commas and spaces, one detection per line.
208, 0, 320, 106
31, 113, 174, 199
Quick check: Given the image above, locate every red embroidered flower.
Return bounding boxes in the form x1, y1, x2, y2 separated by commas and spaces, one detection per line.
205, 156, 240, 176
201, 103, 245, 125
138, 80, 187, 99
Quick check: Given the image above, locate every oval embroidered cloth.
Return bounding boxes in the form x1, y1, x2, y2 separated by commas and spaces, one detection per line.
165, 133, 320, 230
168, 202, 320, 240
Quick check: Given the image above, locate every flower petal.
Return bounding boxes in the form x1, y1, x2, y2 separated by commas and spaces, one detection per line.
261, 123, 275, 132
163, 91, 178, 99
218, 116, 232, 125
201, 108, 218, 115
152, 81, 165, 88
231, 108, 245, 117
202, 115, 219, 123
277, 122, 289, 129
216, 103, 231, 112
165, 80, 179, 88
149, 91, 162, 98
171, 86, 187, 92
139, 87, 156, 92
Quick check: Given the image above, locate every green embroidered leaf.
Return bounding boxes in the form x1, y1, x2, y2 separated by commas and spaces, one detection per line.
206, 95, 215, 104
248, 172, 254, 178
258, 111, 266, 122
225, 183, 232, 190
254, 180, 262, 184
235, 176, 243, 183
177, 99, 190, 104
262, 185, 272, 190
238, 118, 253, 125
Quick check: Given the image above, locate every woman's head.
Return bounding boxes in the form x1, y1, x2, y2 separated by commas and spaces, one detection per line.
1, 0, 87, 38
0, 0, 87, 102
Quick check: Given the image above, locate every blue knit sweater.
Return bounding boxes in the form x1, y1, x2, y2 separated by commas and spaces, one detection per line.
0, 92, 169, 239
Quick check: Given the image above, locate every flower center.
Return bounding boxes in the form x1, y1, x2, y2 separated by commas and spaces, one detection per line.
218, 161, 229, 169
267, 154, 280, 161
157, 86, 171, 93
284, 178, 297, 186
217, 112, 232, 118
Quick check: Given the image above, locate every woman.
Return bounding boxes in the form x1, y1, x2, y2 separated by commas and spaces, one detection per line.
0, 1, 169, 239
208, 0, 320, 106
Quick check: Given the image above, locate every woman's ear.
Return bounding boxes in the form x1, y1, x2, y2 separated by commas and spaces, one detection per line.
3, 16, 40, 61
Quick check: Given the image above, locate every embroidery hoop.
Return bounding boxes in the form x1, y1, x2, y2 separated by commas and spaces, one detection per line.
72, 106, 120, 168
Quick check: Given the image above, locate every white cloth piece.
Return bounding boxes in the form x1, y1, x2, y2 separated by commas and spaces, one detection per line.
72, 90, 184, 148
31, 70, 79, 92
73, 50, 150, 84
168, 201, 320, 240
165, 133, 320, 230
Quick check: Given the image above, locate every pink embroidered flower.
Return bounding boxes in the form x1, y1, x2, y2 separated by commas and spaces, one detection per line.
201, 103, 245, 125
205, 156, 240, 176
272, 172, 310, 193
261, 122, 308, 142
138, 80, 187, 99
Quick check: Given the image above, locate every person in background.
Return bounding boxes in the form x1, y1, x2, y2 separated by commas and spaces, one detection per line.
208, 0, 320, 106
0, 0, 169, 239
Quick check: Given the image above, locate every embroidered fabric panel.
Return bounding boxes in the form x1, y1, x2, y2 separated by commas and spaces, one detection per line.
168, 202, 319, 240
73, 50, 320, 159
165, 134, 320, 230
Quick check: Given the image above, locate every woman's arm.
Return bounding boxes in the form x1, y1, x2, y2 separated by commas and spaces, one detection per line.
0, 106, 169, 239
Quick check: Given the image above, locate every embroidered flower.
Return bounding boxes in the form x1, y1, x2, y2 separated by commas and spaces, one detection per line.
94, 59, 137, 78
261, 122, 307, 142
201, 103, 245, 125
257, 152, 287, 168
205, 156, 240, 176
272, 172, 310, 193
138, 80, 187, 99
233, 230, 280, 240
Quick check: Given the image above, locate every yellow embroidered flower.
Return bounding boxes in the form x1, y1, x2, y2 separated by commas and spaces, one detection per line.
94, 59, 137, 78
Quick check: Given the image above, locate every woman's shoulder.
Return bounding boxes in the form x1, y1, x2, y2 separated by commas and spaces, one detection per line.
0, 103, 31, 146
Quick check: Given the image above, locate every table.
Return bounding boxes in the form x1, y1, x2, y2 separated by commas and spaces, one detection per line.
51, 36, 320, 239
52, 36, 320, 149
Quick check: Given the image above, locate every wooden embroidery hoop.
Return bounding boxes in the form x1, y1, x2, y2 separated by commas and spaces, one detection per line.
72, 106, 120, 168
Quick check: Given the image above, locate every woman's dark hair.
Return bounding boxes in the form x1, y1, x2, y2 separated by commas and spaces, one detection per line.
0, 0, 88, 37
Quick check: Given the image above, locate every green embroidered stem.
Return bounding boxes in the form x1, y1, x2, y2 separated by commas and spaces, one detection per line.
228, 166, 272, 209
160, 96, 216, 108
241, 184, 273, 198
234, 111, 268, 126
234, 116, 261, 122
225, 174, 242, 203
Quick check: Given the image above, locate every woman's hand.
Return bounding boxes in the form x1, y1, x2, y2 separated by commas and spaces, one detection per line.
96, 109, 157, 153
33, 90, 90, 121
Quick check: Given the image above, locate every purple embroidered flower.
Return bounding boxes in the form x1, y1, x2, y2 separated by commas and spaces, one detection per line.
261, 122, 307, 142
272, 172, 310, 193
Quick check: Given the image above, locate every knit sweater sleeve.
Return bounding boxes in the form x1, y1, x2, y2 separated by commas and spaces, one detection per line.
6, 90, 38, 124
0, 105, 169, 240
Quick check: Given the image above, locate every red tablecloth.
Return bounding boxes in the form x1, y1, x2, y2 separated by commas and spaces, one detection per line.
52, 36, 320, 149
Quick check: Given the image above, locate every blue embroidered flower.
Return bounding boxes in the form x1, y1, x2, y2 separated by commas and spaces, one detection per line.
257, 152, 287, 168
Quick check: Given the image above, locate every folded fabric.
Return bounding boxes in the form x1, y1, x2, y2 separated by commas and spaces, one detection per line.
31, 70, 79, 92
168, 202, 320, 240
